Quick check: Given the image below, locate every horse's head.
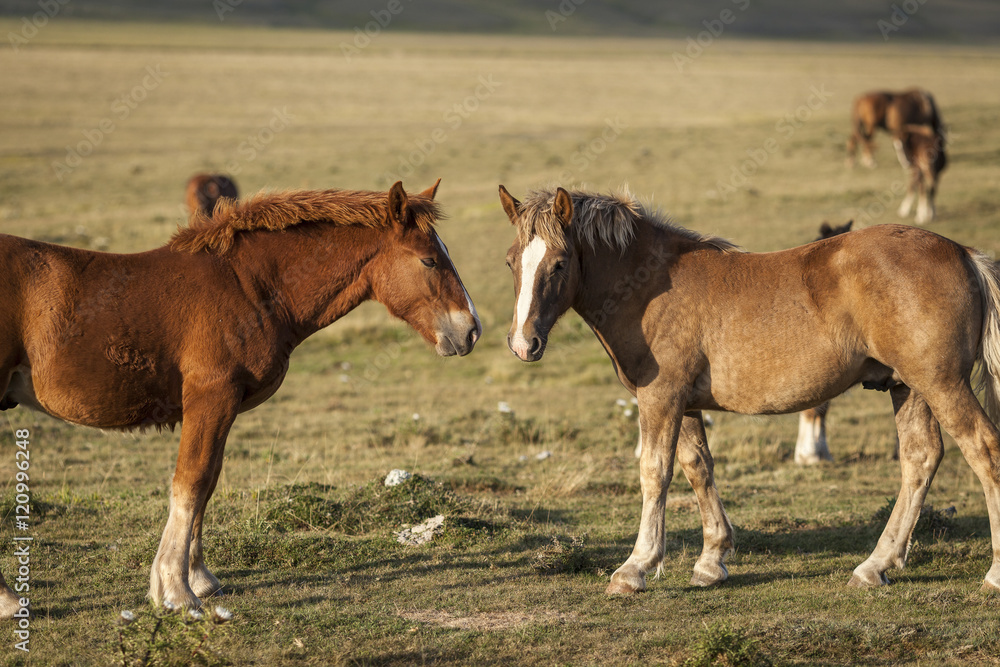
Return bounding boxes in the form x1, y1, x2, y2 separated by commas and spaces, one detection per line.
372, 180, 481, 357
498, 185, 580, 362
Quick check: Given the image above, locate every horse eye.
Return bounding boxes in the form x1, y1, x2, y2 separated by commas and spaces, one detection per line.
554, 260, 567, 271
421, 258, 437, 268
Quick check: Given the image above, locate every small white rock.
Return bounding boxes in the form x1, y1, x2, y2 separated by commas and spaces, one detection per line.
497, 401, 512, 414
396, 514, 445, 546
384, 469, 412, 486
535, 450, 552, 461
615, 398, 628, 407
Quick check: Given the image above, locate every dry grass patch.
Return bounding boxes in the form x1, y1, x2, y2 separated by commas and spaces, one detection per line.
399, 609, 578, 631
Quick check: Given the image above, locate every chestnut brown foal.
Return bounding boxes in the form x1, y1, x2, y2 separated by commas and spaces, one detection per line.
499, 184, 1000, 595
0, 180, 480, 614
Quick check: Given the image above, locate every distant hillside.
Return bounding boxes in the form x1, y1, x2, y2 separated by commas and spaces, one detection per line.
1, 0, 999, 41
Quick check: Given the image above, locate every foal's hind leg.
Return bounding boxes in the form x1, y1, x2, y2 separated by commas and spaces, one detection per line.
920, 387, 1000, 591
676, 413, 734, 587
149, 384, 240, 608
849, 386, 943, 587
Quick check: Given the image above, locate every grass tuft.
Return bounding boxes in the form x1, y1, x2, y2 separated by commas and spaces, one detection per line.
532, 535, 591, 574
683, 623, 773, 667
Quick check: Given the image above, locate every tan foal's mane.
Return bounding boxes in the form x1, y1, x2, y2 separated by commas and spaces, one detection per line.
514, 187, 740, 253
170, 188, 441, 254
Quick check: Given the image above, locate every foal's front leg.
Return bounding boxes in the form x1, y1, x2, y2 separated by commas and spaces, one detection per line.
149, 383, 240, 609
606, 395, 685, 595
188, 450, 226, 598
676, 413, 734, 586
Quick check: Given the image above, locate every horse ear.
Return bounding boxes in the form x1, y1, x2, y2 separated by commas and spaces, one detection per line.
387, 181, 409, 226
498, 185, 521, 224
843, 220, 853, 232
206, 181, 221, 198
419, 178, 441, 201
819, 222, 832, 236
553, 187, 573, 228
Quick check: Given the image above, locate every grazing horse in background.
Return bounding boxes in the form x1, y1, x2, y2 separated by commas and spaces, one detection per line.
499, 184, 1000, 595
846, 89, 942, 169
0, 180, 480, 615
185, 173, 239, 216
794, 220, 852, 465
896, 125, 948, 225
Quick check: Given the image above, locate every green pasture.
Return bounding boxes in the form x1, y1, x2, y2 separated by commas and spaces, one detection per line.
1, 18, 1000, 665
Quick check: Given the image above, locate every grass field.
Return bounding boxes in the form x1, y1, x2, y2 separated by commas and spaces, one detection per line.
2, 16, 1000, 666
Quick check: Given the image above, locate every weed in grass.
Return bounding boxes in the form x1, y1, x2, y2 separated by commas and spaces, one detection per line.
116, 605, 233, 667
533, 534, 591, 574
683, 622, 773, 667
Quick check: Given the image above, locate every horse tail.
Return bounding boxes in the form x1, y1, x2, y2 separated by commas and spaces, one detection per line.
968, 250, 1000, 423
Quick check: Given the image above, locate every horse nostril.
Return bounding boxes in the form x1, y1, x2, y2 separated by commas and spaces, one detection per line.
529, 337, 542, 356
467, 327, 478, 349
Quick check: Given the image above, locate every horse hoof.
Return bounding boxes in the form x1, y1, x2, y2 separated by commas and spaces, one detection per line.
847, 571, 889, 588
690, 565, 727, 587
605, 569, 645, 595
189, 569, 222, 599
605, 580, 642, 595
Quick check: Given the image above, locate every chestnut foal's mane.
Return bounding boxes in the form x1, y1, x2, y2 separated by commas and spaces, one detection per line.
514, 187, 741, 253
170, 188, 441, 254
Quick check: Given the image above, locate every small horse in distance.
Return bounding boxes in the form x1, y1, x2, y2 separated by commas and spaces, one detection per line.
896, 125, 948, 224
0, 180, 480, 615
185, 173, 239, 216
794, 220, 852, 465
846, 88, 942, 169
499, 184, 1000, 595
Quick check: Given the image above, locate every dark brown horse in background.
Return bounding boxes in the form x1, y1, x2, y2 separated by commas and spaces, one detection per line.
185, 173, 239, 216
846, 89, 942, 169
0, 181, 480, 615
499, 184, 1000, 596
896, 125, 948, 224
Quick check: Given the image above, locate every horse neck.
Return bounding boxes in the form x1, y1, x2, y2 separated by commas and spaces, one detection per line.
572, 222, 688, 344
228, 224, 380, 340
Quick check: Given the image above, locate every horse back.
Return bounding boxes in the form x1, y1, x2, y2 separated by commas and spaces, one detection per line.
689, 225, 979, 413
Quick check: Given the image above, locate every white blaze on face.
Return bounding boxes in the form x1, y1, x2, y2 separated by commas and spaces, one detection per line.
437, 236, 481, 339
511, 236, 548, 358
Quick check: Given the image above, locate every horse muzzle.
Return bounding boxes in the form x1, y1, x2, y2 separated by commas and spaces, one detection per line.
507, 330, 546, 362
434, 312, 481, 357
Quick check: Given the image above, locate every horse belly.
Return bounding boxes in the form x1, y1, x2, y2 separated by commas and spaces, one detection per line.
694, 347, 870, 416
18, 360, 181, 429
